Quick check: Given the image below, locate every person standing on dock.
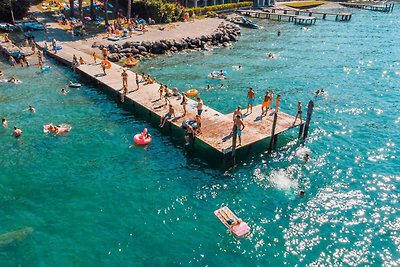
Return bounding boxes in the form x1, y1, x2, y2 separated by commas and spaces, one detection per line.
275, 94, 281, 113
121, 69, 128, 88
51, 38, 57, 54
261, 91, 269, 116
92, 51, 97, 64
101, 59, 107, 75
181, 93, 188, 116
246, 87, 255, 114
234, 115, 245, 146
293, 101, 303, 126
37, 50, 43, 66
135, 72, 140, 90
196, 97, 203, 116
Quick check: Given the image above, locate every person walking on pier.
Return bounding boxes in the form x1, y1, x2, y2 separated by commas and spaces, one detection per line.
92, 51, 97, 64
121, 69, 128, 88
246, 87, 255, 114
101, 59, 108, 75
293, 101, 303, 126
234, 115, 245, 146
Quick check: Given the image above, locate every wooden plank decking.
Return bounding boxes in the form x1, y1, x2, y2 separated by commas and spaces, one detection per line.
36, 42, 302, 154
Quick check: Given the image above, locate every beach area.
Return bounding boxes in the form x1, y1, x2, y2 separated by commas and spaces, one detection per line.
1, 1, 400, 266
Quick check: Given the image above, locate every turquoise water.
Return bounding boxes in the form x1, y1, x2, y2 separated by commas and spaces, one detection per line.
1, 8, 400, 266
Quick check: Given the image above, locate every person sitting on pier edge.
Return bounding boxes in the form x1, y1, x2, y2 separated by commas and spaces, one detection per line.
159, 104, 175, 128
293, 101, 303, 126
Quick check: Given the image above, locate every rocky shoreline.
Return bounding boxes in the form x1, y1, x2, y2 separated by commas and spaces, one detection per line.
93, 23, 241, 62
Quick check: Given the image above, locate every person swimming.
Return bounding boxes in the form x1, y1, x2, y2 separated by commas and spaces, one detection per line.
268, 52, 275, 59
61, 88, 67, 95
13, 126, 22, 138
2, 117, 8, 128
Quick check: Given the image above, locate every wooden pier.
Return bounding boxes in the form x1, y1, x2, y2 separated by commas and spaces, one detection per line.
339, 1, 394, 13
262, 7, 352, 21
294, 16, 316, 25
237, 10, 298, 23
34, 42, 304, 155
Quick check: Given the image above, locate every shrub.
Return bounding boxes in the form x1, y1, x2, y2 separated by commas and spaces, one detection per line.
131, 0, 184, 23
185, 2, 253, 16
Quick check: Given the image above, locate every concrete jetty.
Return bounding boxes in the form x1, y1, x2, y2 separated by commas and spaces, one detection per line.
35, 42, 303, 155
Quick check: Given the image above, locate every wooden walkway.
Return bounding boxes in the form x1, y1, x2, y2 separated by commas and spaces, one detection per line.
262, 7, 352, 21
339, 1, 394, 13
35, 42, 303, 155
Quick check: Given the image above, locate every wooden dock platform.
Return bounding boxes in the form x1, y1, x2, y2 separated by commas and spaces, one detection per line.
339, 1, 394, 13
262, 7, 352, 21
34, 42, 303, 155
237, 10, 298, 23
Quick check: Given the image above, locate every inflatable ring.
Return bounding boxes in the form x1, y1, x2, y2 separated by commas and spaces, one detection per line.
133, 133, 152, 145
68, 83, 81, 88
186, 89, 198, 97
124, 59, 139, 67
102, 60, 111, 69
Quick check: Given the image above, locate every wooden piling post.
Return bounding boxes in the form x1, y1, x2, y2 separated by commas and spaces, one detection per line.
322, 13, 326, 19
268, 112, 278, 153
303, 100, 314, 140
231, 124, 238, 165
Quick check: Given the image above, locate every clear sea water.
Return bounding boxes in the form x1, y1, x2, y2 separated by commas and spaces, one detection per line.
1, 7, 399, 266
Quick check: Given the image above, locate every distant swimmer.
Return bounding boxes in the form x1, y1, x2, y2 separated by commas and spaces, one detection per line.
13, 126, 22, 138
220, 84, 224, 88
315, 88, 325, 96
304, 153, 310, 162
232, 65, 242, 70
2, 117, 8, 128
61, 88, 67, 95
23, 105, 36, 113
277, 31, 281, 36
298, 190, 305, 197
0, 70, 3, 76
44, 124, 71, 135
9, 77, 19, 84
267, 52, 275, 59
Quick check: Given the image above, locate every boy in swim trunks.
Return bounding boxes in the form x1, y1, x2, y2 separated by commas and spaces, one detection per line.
261, 91, 269, 116
196, 97, 203, 116
246, 87, 255, 114
234, 115, 245, 146
275, 94, 281, 113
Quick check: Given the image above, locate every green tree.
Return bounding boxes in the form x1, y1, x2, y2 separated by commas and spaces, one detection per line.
69, 0, 74, 17
0, 0, 30, 23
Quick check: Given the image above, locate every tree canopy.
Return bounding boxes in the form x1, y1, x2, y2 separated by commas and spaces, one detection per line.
0, 0, 31, 23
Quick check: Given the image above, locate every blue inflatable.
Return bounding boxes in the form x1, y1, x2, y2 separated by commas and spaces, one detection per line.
41, 66, 51, 71
55, 45, 62, 51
